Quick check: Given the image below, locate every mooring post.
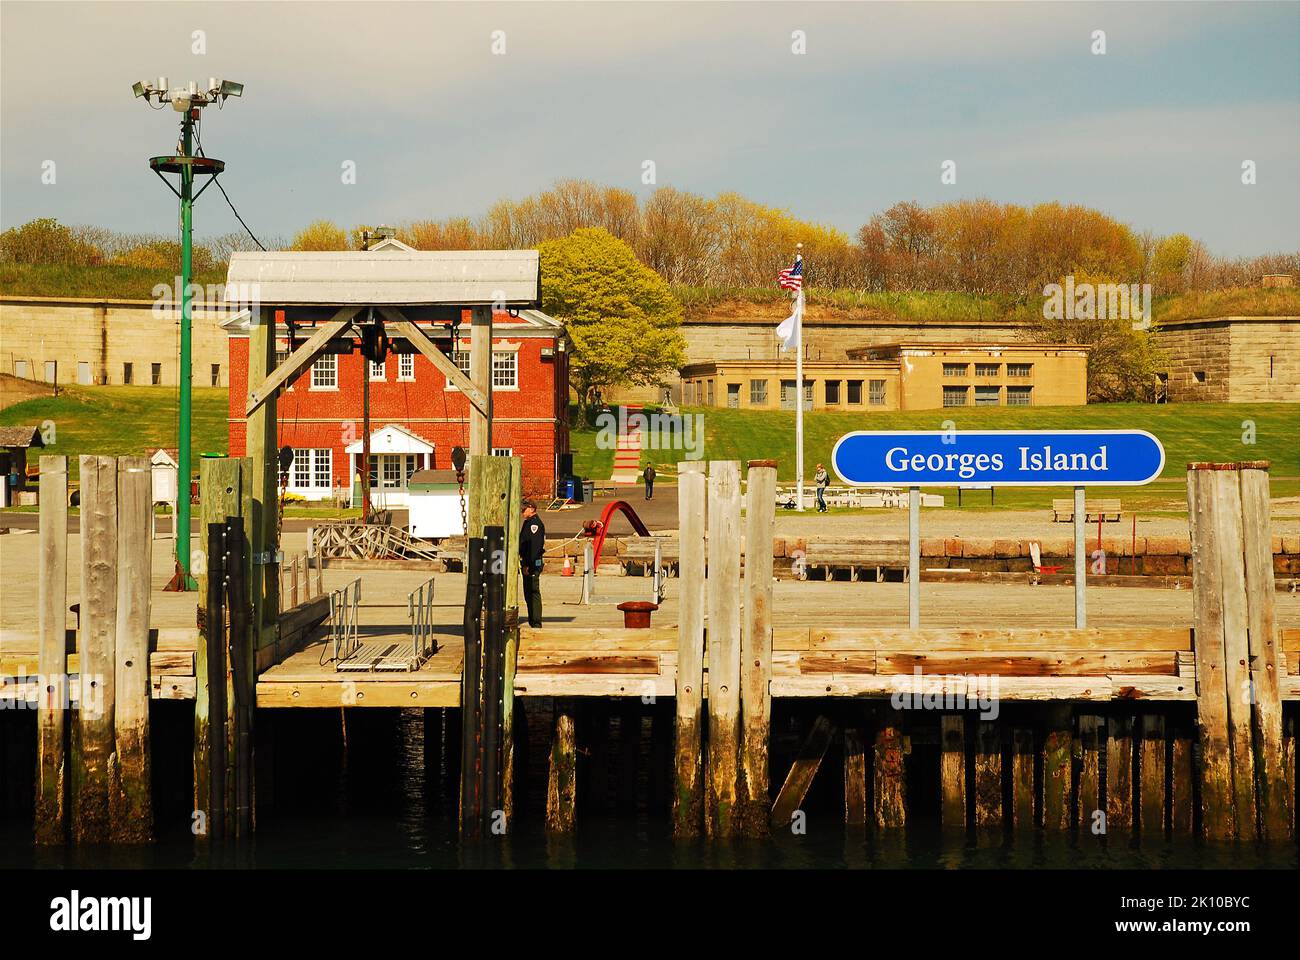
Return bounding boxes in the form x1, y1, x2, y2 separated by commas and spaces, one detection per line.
1237, 462, 1291, 839
939, 714, 966, 832
673, 465, 706, 838
482, 525, 507, 831
705, 460, 741, 838
35, 454, 68, 844
1187, 463, 1241, 839
1073, 485, 1086, 628
501, 457, 522, 825
225, 520, 254, 838
71, 455, 117, 844
908, 486, 920, 628
111, 456, 153, 843
460, 537, 486, 840
740, 459, 775, 836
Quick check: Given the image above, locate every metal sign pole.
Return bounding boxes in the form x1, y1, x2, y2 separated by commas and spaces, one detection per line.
1074, 485, 1086, 628
908, 485, 920, 628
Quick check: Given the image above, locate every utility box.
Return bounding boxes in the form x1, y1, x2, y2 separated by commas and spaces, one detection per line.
149, 448, 179, 504
407, 469, 466, 539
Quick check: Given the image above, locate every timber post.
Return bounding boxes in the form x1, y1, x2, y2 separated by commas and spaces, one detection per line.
704, 460, 741, 838
739, 459, 775, 836
546, 704, 577, 834
35, 455, 68, 844
672, 465, 706, 837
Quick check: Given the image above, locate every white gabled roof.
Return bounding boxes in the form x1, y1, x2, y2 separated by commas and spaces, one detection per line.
225, 249, 539, 307
343, 424, 436, 455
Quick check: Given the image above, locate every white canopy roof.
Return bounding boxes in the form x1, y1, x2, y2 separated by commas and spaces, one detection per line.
343, 424, 435, 455
225, 249, 540, 306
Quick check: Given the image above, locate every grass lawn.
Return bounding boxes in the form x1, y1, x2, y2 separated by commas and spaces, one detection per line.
0, 385, 229, 484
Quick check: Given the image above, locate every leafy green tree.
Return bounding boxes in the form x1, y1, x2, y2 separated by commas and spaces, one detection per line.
539, 227, 686, 413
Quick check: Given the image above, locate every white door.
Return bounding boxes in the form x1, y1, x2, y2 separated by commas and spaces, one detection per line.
77, 361, 91, 385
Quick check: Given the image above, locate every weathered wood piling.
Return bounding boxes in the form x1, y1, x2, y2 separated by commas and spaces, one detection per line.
739, 460, 775, 836
35, 454, 68, 845
672, 465, 706, 837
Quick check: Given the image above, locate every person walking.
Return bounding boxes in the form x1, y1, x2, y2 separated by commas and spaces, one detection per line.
519, 500, 546, 628
643, 464, 656, 500
814, 463, 830, 513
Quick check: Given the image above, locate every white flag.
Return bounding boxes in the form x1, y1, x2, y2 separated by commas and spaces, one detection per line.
775, 289, 803, 351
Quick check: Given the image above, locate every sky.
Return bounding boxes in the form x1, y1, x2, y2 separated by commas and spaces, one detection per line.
2, 0, 1298, 257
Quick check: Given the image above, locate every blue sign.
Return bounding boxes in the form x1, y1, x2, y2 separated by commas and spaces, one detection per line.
831, 430, 1165, 487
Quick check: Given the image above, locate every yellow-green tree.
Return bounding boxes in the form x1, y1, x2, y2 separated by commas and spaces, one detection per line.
291, 220, 348, 251
539, 227, 686, 413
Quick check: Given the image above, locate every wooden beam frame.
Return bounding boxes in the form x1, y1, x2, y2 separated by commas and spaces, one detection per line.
376, 307, 489, 415
244, 306, 361, 416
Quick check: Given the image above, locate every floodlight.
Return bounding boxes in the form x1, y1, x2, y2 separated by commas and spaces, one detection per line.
132, 81, 149, 99
219, 80, 244, 99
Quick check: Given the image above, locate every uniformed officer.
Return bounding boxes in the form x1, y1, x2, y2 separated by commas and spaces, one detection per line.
519, 499, 545, 628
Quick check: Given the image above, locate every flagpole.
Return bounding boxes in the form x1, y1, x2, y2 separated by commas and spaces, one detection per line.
794, 243, 805, 512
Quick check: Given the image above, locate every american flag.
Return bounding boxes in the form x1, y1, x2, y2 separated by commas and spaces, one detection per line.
777, 255, 803, 291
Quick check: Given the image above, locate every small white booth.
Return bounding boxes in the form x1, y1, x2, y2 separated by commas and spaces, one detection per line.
148, 447, 180, 541
345, 423, 436, 510
407, 469, 466, 538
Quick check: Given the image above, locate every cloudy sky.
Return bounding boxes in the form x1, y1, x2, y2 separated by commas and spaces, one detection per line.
2, 1, 1297, 256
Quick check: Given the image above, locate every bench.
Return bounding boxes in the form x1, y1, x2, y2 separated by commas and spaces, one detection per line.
1052, 498, 1122, 523
801, 540, 909, 582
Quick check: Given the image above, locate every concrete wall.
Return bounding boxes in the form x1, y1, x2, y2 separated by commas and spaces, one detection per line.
1153, 316, 1299, 403
0, 296, 233, 388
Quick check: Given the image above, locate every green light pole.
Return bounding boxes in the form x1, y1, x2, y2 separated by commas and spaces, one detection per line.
136, 77, 242, 590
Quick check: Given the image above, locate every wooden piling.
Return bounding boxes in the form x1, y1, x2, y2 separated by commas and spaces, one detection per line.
546, 707, 576, 834
843, 727, 867, 830
617, 701, 640, 813
1012, 726, 1034, 832
739, 460, 775, 837
939, 714, 966, 831
1106, 714, 1134, 835
705, 460, 741, 838
1284, 713, 1295, 838
1077, 714, 1102, 834
1237, 463, 1291, 839
1041, 706, 1072, 831
973, 720, 1001, 829
35, 455, 68, 845
1139, 714, 1166, 839
110, 456, 153, 842
770, 714, 835, 830
71, 455, 116, 844
672, 466, 706, 838
872, 712, 906, 829
1171, 716, 1195, 838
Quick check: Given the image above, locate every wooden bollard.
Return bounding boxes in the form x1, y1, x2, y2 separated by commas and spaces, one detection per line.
1237, 463, 1291, 840
672, 467, 706, 838
1041, 706, 1073, 831
111, 456, 153, 842
1139, 714, 1166, 839
704, 460, 741, 838
546, 708, 576, 834
739, 460, 775, 836
35, 455, 68, 844
1106, 714, 1134, 835
939, 714, 966, 831
72, 455, 117, 844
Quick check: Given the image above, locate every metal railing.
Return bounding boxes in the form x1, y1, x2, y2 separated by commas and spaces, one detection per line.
327, 577, 362, 663
581, 538, 664, 605
408, 577, 437, 660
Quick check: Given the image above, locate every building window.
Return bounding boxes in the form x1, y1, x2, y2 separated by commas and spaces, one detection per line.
122, 362, 133, 385
382, 456, 402, 487
803, 380, 813, 404
942, 386, 969, 407
974, 385, 1000, 406
847, 380, 863, 404
453, 351, 471, 377
975, 363, 1000, 377
942, 363, 968, 378
492, 448, 513, 457
492, 351, 518, 388
369, 360, 386, 381
706, 380, 715, 405
275, 348, 288, 368
825, 380, 841, 404
1193, 370, 1206, 383
311, 354, 337, 389
749, 379, 767, 405
1006, 386, 1032, 406
398, 354, 414, 380
151, 363, 162, 385
13, 360, 28, 379
869, 379, 886, 405
1006, 363, 1032, 378
210, 363, 221, 387
290, 448, 332, 490
727, 383, 740, 408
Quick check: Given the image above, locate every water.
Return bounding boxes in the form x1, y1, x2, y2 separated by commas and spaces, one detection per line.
2, 705, 1295, 870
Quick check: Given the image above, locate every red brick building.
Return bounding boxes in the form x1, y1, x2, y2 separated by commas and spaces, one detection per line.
224, 308, 569, 503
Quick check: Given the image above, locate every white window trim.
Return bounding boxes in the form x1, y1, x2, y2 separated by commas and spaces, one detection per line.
397, 354, 415, 382
445, 348, 521, 392
310, 355, 339, 391
491, 447, 513, 457
369, 359, 386, 382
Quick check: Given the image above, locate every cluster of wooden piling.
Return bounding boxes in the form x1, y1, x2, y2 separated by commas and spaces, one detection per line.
35, 454, 154, 844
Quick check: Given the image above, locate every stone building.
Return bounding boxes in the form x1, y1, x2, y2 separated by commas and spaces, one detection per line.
1151, 316, 1298, 403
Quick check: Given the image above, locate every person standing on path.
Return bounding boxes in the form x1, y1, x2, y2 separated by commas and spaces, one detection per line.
519, 500, 545, 628
814, 463, 830, 513
643, 465, 656, 500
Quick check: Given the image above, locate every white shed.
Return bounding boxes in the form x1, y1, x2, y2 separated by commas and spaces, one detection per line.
407, 469, 466, 539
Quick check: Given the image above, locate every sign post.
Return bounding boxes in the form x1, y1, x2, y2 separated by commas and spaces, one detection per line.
832, 430, 1165, 629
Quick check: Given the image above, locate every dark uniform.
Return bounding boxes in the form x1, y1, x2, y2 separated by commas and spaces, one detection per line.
520, 513, 546, 628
